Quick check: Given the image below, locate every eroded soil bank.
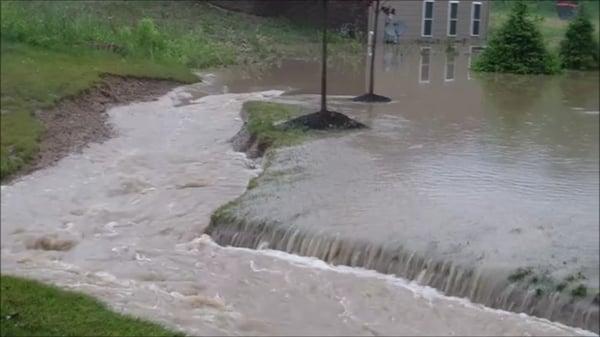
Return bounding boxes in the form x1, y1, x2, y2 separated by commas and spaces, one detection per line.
5, 75, 180, 182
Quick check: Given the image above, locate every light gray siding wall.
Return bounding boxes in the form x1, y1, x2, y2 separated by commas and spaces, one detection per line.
373, 0, 489, 42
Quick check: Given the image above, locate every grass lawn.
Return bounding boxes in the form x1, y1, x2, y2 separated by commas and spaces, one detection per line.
0, 275, 183, 336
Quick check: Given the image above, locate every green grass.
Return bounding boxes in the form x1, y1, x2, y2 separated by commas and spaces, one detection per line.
0, 1, 358, 180
490, 1, 600, 51
212, 101, 310, 221
244, 101, 308, 149
0, 42, 196, 179
0, 275, 183, 336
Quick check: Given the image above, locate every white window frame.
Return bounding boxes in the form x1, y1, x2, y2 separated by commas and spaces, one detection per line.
419, 47, 432, 84
447, 1, 459, 37
471, 1, 482, 37
422, 0, 435, 38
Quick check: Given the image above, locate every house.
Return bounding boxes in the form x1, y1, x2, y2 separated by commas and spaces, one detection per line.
373, 0, 490, 43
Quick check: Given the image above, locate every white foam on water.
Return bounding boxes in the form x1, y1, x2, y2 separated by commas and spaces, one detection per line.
195, 234, 597, 336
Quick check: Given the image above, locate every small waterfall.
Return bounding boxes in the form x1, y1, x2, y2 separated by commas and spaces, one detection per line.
206, 214, 600, 333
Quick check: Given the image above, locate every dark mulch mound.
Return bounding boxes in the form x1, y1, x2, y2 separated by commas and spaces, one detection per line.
352, 93, 392, 103
283, 111, 366, 130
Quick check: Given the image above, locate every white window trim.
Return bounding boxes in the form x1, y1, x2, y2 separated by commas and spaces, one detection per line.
447, 1, 459, 37
419, 47, 432, 84
422, 0, 435, 38
471, 1, 482, 37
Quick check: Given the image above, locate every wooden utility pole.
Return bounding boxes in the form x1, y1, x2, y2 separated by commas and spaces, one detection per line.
320, 0, 328, 113
353, 0, 391, 103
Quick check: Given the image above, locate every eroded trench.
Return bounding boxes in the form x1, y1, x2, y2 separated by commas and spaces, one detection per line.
2, 47, 598, 335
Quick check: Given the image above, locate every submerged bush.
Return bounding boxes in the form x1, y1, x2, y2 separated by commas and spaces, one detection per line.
559, 7, 599, 70
474, 1, 559, 74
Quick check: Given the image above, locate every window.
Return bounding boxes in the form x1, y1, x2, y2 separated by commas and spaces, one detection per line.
448, 1, 459, 37
422, 0, 434, 37
419, 47, 431, 83
471, 2, 482, 36
445, 51, 456, 82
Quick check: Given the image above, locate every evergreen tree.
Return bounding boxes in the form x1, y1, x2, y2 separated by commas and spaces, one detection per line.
559, 6, 599, 70
474, 1, 559, 74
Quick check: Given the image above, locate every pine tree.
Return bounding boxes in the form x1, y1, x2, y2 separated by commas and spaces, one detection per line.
474, 1, 559, 74
559, 6, 599, 70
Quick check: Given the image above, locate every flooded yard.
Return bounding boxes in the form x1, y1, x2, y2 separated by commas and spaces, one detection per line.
208, 44, 600, 332
1, 43, 598, 335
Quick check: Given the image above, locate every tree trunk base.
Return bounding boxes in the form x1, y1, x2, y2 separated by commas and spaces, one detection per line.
352, 93, 392, 103
283, 111, 366, 130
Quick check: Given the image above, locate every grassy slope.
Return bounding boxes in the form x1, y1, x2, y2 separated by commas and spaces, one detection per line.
245, 101, 308, 149
0, 43, 196, 178
0, 275, 183, 336
0, 0, 336, 180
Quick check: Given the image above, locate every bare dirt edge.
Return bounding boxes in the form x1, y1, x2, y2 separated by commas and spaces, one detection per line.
3, 74, 183, 184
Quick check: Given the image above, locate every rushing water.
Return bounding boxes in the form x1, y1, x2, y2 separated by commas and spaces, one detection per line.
1, 43, 598, 335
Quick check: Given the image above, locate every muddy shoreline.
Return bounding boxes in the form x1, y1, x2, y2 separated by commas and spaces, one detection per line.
4, 75, 181, 183
208, 104, 600, 333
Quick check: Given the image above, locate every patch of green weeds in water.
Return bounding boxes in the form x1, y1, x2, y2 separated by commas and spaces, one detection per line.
565, 271, 587, 283
556, 282, 567, 292
247, 177, 259, 190
571, 284, 587, 298
508, 267, 533, 282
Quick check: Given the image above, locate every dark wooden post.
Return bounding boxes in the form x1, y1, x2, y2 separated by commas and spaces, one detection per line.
320, 0, 328, 113
368, 0, 381, 95
352, 0, 391, 103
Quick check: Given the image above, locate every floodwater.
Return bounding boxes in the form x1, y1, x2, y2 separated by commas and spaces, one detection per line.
207, 44, 600, 331
0, 43, 598, 335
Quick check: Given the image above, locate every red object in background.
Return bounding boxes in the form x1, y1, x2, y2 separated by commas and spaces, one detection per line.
556, 0, 578, 20
556, 0, 579, 9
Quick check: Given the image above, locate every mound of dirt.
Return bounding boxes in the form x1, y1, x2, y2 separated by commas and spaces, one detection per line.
283, 111, 366, 130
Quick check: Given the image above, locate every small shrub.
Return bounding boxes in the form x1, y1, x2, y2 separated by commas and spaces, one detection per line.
474, 1, 559, 74
571, 284, 587, 298
559, 6, 599, 70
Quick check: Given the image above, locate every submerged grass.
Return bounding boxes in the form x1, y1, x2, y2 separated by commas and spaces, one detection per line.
0, 275, 183, 336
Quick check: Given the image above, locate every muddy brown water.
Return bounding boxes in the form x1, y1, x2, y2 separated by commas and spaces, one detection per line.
207, 44, 600, 332
1, 43, 598, 335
